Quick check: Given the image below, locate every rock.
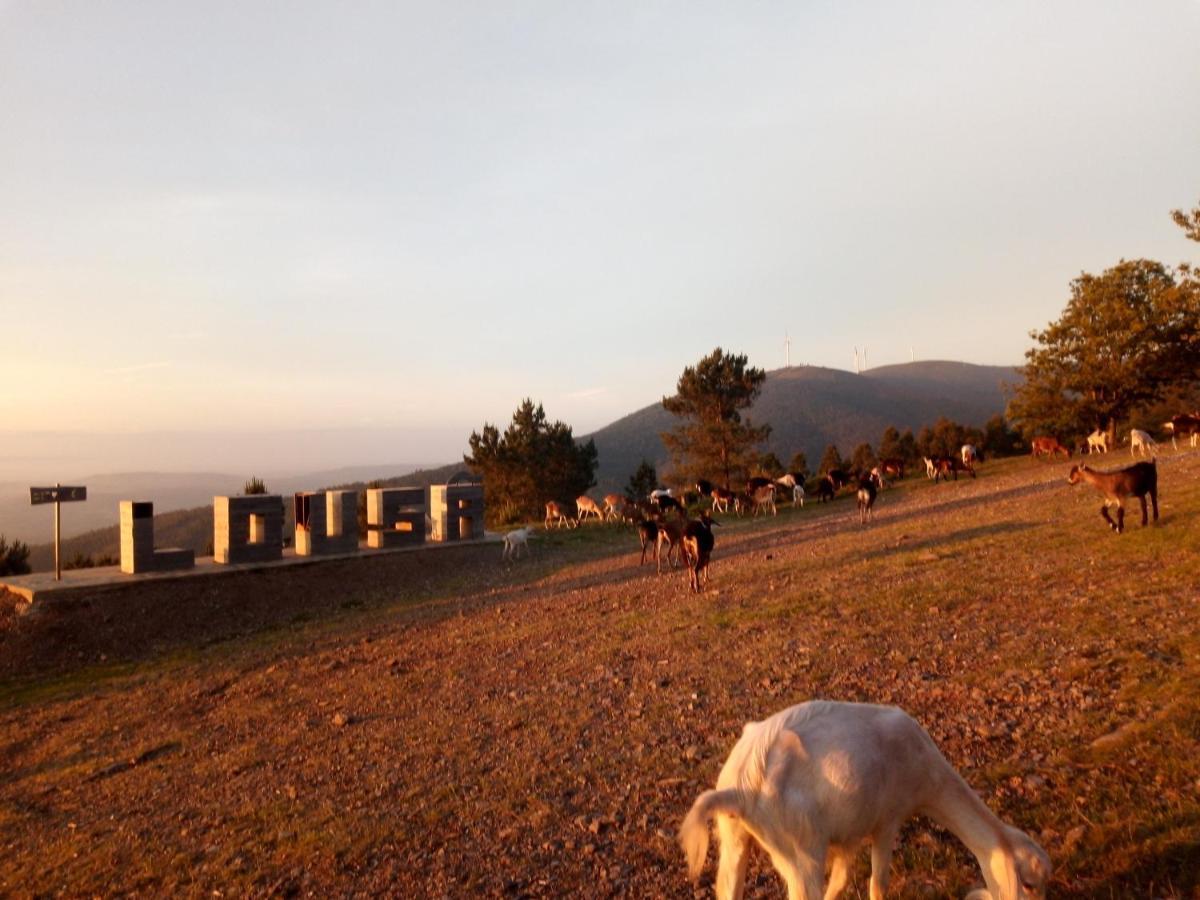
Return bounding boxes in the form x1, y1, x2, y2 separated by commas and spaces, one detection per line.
332, 713, 350, 728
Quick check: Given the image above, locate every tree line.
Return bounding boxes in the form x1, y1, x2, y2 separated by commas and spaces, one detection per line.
1008, 200, 1200, 444
465, 198, 1197, 524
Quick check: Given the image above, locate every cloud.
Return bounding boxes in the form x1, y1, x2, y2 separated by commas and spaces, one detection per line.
565, 387, 608, 400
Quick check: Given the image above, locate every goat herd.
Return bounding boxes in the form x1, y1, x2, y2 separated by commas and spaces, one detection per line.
503, 415, 1197, 580
497, 418, 1198, 898
1041, 412, 1200, 534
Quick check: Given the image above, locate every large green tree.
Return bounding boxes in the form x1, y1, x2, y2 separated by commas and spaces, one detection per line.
661, 348, 770, 489
1008, 258, 1199, 440
465, 399, 597, 525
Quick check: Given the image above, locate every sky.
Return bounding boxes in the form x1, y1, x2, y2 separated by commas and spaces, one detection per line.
1, 1, 1198, 477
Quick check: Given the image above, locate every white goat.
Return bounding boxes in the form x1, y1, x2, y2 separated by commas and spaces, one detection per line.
775, 474, 806, 507
501, 526, 532, 561
1085, 429, 1109, 455
1126, 428, 1157, 459
923, 457, 937, 480
680, 700, 1050, 900
961, 444, 979, 467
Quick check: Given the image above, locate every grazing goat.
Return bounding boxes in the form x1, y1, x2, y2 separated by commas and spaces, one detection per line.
501, 527, 532, 561
1067, 460, 1158, 534
1030, 436, 1070, 459
731, 492, 754, 517
751, 483, 777, 517
602, 493, 627, 521
1164, 414, 1200, 450
961, 444, 979, 467
680, 700, 1051, 900
681, 510, 719, 592
825, 469, 852, 491
856, 472, 881, 523
923, 456, 937, 480
932, 456, 974, 483
710, 486, 736, 514
655, 516, 686, 572
576, 494, 605, 524
637, 519, 660, 565
654, 493, 686, 516
812, 478, 836, 503
696, 479, 716, 499
1085, 429, 1109, 455
879, 458, 905, 480
774, 473, 805, 507
544, 501, 576, 529
1126, 428, 1158, 459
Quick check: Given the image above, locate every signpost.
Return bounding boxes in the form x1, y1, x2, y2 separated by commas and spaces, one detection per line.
29, 484, 87, 581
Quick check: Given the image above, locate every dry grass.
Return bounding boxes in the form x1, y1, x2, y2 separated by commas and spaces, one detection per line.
1, 452, 1198, 897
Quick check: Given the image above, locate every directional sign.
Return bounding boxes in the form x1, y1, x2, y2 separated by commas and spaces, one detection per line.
30, 485, 87, 505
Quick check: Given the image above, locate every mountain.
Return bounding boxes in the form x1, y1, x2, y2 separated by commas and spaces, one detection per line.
15, 361, 1018, 570
585, 360, 1019, 492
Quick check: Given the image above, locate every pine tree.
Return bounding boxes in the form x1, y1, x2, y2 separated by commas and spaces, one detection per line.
625, 460, 658, 501
661, 348, 770, 489
465, 399, 597, 524
818, 444, 844, 475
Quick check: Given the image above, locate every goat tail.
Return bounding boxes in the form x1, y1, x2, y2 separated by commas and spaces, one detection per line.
679, 788, 745, 881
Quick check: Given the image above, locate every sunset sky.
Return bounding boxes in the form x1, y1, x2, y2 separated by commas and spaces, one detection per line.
1, 1, 1198, 474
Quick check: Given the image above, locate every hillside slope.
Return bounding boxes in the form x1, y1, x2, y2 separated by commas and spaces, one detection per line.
587, 360, 1017, 490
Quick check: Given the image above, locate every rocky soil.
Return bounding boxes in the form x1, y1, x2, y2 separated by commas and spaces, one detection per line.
1, 454, 1198, 898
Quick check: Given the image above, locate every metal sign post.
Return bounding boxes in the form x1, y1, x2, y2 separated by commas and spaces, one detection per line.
29, 484, 87, 581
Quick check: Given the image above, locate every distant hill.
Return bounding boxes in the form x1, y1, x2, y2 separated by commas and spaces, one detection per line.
19, 361, 1018, 568
586, 360, 1019, 492
25, 462, 468, 572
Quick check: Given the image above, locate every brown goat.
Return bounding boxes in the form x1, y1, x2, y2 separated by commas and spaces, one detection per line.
544, 500, 576, 529
1067, 460, 1158, 533
710, 486, 736, 514
637, 519, 660, 565
655, 516, 686, 572
680, 511, 719, 592
1031, 436, 1071, 459
856, 471, 882, 523
1164, 414, 1200, 451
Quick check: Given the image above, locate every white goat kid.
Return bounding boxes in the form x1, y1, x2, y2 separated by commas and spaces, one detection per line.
680, 700, 1050, 900
1085, 429, 1109, 455
501, 527, 532, 561
1127, 428, 1157, 459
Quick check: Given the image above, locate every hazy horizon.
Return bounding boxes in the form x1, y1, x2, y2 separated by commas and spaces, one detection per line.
0, 358, 1014, 482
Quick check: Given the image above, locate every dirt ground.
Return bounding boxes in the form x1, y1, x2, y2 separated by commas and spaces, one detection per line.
1, 454, 1198, 898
